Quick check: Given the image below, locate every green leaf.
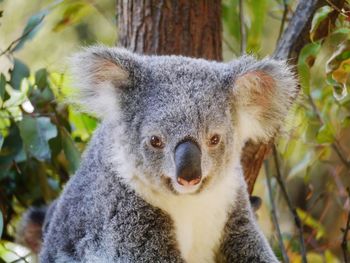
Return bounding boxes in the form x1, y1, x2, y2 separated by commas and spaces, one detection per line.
222, 0, 240, 41
53, 2, 92, 32
288, 151, 314, 178
3, 87, 27, 109
12, 11, 46, 52
35, 68, 48, 90
326, 40, 350, 100
9, 58, 30, 90
0, 134, 3, 151
310, 6, 333, 41
61, 127, 81, 174
342, 116, 350, 128
0, 123, 23, 178
0, 73, 5, 101
316, 124, 334, 143
246, 0, 268, 53
18, 116, 57, 161
69, 107, 97, 141
297, 208, 326, 240
37, 162, 57, 201
332, 27, 350, 35
297, 42, 321, 95
0, 210, 3, 238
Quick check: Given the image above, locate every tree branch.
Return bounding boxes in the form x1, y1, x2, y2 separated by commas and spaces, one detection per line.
341, 188, 350, 263
264, 160, 290, 263
272, 145, 308, 263
238, 0, 246, 54
277, 0, 289, 43
0, 15, 45, 57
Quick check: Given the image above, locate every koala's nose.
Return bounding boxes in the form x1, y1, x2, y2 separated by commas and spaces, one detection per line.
174, 140, 202, 186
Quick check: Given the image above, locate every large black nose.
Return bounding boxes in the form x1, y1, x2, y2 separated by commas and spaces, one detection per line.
174, 140, 202, 186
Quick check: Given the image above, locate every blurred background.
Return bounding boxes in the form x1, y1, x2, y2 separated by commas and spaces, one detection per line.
0, 0, 349, 262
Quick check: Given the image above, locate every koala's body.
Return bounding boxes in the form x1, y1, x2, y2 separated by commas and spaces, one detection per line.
38, 46, 298, 262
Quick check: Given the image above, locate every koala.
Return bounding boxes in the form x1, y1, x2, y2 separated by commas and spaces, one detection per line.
36, 46, 298, 262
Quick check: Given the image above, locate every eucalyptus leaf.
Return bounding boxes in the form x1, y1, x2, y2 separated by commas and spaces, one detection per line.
316, 124, 334, 144
0, 73, 6, 101
3, 88, 27, 108
9, 58, 29, 90
53, 2, 92, 32
35, 68, 48, 90
0, 124, 23, 178
61, 127, 81, 174
247, 0, 267, 53
342, 116, 350, 128
222, 0, 240, 41
310, 6, 333, 41
18, 116, 58, 161
297, 42, 321, 95
297, 209, 325, 240
0, 210, 3, 238
13, 11, 47, 52
0, 134, 3, 151
332, 27, 350, 35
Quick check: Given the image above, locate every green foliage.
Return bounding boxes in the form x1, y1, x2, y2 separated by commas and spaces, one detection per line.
0, 0, 109, 260
246, 0, 268, 53
18, 116, 58, 161
224, 0, 350, 261
12, 9, 47, 52
0, 212, 3, 238
298, 42, 321, 95
310, 6, 333, 42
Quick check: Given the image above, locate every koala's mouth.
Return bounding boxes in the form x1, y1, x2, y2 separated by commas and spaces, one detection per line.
162, 176, 212, 195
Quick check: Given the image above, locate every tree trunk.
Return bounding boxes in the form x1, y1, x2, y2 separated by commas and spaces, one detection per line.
117, 0, 222, 60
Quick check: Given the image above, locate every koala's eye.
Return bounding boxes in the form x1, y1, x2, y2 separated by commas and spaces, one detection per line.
150, 136, 164, 149
208, 134, 221, 147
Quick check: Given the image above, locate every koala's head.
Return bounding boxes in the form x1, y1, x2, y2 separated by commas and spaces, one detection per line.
71, 46, 298, 195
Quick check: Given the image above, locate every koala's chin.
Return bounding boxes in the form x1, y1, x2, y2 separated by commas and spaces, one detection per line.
163, 175, 212, 195
171, 179, 202, 195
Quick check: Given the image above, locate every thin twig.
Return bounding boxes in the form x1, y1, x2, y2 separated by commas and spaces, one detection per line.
238, 0, 246, 54
307, 94, 350, 169
8, 254, 32, 263
325, 0, 348, 17
264, 160, 290, 263
0, 243, 30, 263
341, 188, 350, 263
0, 15, 45, 57
277, 0, 289, 43
223, 37, 239, 56
272, 145, 308, 263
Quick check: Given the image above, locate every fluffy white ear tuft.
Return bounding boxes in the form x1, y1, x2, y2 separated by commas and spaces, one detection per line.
232, 57, 298, 143
69, 46, 134, 118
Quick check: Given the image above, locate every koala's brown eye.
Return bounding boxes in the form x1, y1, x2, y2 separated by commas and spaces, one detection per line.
150, 136, 164, 149
208, 134, 221, 146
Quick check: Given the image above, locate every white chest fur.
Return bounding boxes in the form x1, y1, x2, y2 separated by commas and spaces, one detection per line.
131, 169, 240, 263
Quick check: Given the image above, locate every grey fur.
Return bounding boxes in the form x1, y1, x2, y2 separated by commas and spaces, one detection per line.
39, 46, 298, 262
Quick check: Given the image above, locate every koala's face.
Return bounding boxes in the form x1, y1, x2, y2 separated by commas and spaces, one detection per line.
71, 46, 297, 195
125, 60, 235, 194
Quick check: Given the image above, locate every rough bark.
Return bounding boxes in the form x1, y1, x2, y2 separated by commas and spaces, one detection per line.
117, 0, 222, 60
116, 0, 346, 194
274, 0, 346, 62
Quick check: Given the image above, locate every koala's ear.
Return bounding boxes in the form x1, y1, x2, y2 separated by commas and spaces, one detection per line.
69, 46, 136, 118
232, 57, 298, 143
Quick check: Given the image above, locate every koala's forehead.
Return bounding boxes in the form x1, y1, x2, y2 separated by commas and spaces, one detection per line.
143, 56, 230, 86
123, 56, 232, 132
